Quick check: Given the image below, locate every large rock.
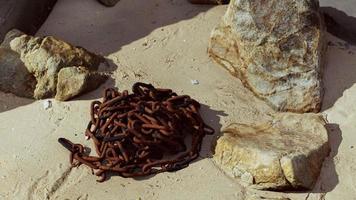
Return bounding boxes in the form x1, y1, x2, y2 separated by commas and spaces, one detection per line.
9, 34, 106, 100
55, 66, 107, 101
213, 113, 330, 190
208, 0, 326, 113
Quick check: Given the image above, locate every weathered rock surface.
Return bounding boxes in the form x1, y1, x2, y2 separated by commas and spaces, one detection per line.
6, 33, 106, 100
208, 0, 326, 113
55, 67, 107, 101
213, 113, 330, 190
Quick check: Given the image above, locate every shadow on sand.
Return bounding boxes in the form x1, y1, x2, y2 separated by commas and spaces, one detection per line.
320, 7, 356, 111
37, 0, 214, 55
311, 123, 342, 193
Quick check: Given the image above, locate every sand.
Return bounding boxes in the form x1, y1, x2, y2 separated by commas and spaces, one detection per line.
0, 0, 355, 199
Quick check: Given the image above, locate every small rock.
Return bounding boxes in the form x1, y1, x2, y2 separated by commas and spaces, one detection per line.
43, 100, 52, 110
191, 79, 199, 85
55, 67, 108, 101
6, 33, 106, 100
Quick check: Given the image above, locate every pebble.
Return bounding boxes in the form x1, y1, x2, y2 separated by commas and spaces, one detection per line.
43, 100, 52, 110
191, 80, 199, 85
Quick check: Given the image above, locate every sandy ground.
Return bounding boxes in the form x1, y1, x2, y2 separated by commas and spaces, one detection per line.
0, 0, 356, 199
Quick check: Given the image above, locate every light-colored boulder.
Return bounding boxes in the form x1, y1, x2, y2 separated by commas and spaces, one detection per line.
208, 0, 326, 113
55, 66, 107, 101
10, 34, 104, 99
213, 113, 330, 190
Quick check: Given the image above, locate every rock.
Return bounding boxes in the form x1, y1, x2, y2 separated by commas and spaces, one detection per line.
97, 0, 121, 7
0, 48, 36, 98
208, 0, 326, 113
188, 0, 230, 4
43, 99, 52, 110
10, 34, 105, 99
0, 29, 24, 49
213, 113, 330, 190
55, 67, 108, 101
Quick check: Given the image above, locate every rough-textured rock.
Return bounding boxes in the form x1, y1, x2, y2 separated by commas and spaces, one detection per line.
208, 0, 326, 113
55, 67, 107, 101
9, 34, 105, 99
213, 113, 330, 190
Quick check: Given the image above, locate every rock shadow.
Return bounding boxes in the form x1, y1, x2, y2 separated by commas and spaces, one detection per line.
311, 123, 342, 193
0, 92, 34, 113
36, 0, 214, 55
319, 7, 356, 111
321, 7, 356, 45
321, 33, 356, 111
197, 104, 227, 159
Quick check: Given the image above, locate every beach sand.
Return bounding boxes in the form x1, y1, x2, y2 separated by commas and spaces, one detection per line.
0, 0, 356, 199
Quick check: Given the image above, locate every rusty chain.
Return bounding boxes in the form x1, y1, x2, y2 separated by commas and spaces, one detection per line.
58, 82, 214, 182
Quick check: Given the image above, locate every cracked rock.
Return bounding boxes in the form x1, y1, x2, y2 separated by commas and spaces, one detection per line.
213, 113, 330, 190
208, 0, 326, 112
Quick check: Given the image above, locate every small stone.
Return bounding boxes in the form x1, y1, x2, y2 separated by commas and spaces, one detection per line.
191, 80, 199, 85
43, 100, 52, 110
55, 66, 108, 101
